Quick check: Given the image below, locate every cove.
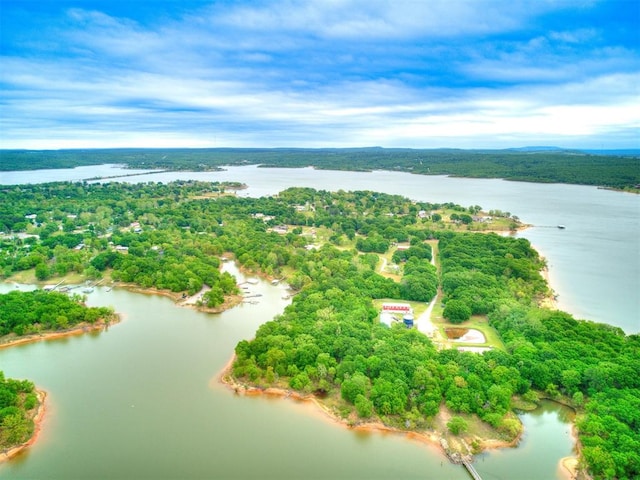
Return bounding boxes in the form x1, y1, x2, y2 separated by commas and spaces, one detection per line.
3, 164, 637, 332
0, 264, 574, 479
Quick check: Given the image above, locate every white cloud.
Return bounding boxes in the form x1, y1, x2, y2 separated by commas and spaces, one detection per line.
1, 0, 637, 149
209, 0, 587, 39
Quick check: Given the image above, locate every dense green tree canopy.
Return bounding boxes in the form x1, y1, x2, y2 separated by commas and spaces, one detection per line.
0, 371, 38, 451
0, 290, 115, 336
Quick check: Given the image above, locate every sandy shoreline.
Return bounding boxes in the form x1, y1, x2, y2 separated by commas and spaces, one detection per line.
216, 357, 523, 464
115, 283, 244, 314
0, 316, 120, 350
218, 356, 588, 480
0, 389, 47, 464
559, 420, 586, 480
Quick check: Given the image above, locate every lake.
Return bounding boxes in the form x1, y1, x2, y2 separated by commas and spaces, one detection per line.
1, 163, 636, 479
0, 269, 575, 480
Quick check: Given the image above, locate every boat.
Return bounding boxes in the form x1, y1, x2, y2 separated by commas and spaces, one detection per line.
246, 278, 259, 285
82, 287, 94, 294
557, 225, 566, 229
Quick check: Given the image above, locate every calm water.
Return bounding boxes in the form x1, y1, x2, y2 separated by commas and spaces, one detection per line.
0, 269, 574, 480
0, 163, 634, 479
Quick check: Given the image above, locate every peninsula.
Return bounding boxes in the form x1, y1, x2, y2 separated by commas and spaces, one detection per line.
1, 181, 637, 479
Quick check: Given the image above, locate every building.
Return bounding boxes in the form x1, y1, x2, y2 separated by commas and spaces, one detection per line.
380, 302, 414, 328
381, 303, 412, 314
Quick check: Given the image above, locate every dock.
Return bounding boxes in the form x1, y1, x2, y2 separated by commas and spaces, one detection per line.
43, 279, 66, 291
462, 459, 482, 480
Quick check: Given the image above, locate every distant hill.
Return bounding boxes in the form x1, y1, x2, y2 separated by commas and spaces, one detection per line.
1, 147, 638, 189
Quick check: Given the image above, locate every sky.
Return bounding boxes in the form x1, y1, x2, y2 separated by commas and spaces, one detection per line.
1, 0, 639, 149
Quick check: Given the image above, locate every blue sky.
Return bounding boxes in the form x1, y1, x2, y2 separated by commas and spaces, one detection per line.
1, 0, 638, 149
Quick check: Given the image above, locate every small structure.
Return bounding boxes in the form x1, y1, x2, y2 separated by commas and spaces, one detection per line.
381, 303, 412, 314
380, 312, 395, 327
380, 303, 414, 328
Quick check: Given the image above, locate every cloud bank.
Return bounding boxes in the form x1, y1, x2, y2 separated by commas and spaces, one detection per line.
1, 0, 638, 149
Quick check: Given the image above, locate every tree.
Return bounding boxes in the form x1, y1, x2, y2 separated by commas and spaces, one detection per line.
447, 416, 468, 435
572, 391, 584, 407
443, 300, 472, 324
459, 214, 473, 225
341, 373, 368, 404
202, 287, 224, 307
35, 262, 50, 281
355, 394, 373, 418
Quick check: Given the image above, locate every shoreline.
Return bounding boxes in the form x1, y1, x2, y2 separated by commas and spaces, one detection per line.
0, 316, 121, 350
216, 357, 522, 465
119, 283, 244, 314
0, 389, 47, 464
559, 419, 588, 480
218, 357, 587, 480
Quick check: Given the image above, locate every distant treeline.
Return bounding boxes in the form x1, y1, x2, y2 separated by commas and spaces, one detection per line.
1, 148, 639, 189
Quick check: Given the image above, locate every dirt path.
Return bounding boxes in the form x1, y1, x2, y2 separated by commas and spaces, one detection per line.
416, 240, 448, 347
180, 285, 211, 306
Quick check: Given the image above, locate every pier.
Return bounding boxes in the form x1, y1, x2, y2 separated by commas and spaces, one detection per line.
462, 459, 482, 480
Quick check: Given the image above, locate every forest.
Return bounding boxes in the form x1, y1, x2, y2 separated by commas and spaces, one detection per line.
0, 371, 39, 453
0, 180, 637, 478
1, 147, 639, 189
0, 290, 116, 337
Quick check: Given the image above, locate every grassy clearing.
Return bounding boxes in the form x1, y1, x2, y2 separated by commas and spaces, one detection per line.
372, 298, 428, 318
6, 269, 91, 286
459, 316, 507, 351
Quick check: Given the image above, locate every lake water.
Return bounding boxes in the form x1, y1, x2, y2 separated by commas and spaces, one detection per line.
0, 163, 635, 479
0, 269, 575, 480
